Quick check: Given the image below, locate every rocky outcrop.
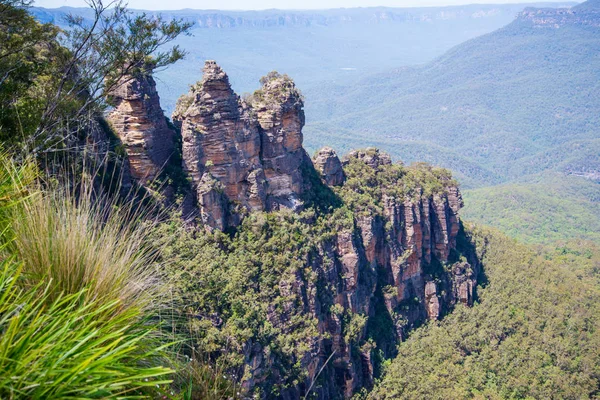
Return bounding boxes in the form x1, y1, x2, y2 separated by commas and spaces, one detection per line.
174, 62, 311, 229
345, 148, 392, 169
196, 172, 229, 231
107, 71, 175, 183
237, 149, 479, 399
252, 72, 309, 210
109, 61, 480, 399
313, 147, 345, 186
517, 1, 600, 28
173, 61, 265, 228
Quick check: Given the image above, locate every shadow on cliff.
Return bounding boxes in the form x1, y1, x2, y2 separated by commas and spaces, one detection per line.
300, 155, 343, 214
454, 220, 488, 304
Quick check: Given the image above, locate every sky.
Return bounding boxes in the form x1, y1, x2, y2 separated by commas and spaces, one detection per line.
34, 0, 573, 11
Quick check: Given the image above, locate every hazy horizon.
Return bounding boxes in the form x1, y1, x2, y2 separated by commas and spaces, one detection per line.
34, 0, 576, 11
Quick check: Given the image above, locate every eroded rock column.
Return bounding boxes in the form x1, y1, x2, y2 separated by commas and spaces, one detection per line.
107, 70, 175, 183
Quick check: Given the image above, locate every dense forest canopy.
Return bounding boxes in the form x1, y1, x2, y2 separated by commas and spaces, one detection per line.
0, 0, 599, 399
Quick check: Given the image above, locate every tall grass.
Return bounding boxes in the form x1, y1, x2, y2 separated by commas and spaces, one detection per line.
6, 172, 164, 312
0, 259, 173, 399
0, 153, 175, 398
0, 154, 36, 238
0, 152, 246, 399
169, 348, 241, 400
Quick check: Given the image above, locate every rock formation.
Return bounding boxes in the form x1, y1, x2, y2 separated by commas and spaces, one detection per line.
238, 148, 478, 398
107, 61, 480, 399
313, 146, 345, 186
107, 70, 175, 183
252, 71, 309, 209
518, 1, 600, 28
173, 62, 311, 229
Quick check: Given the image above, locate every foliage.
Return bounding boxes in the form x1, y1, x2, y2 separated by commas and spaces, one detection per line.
369, 225, 600, 399
0, 0, 191, 157
5, 175, 166, 311
170, 351, 242, 400
0, 260, 173, 399
0, 152, 176, 398
0, 0, 60, 146
152, 210, 326, 396
150, 155, 458, 397
0, 152, 36, 235
250, 70, 304, 106
462, 172, 600, 244
337, 153, 455, 216
303, 13, 600, 189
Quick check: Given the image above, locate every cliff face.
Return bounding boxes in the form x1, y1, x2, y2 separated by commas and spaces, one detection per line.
108, 62, 479, 399
314, 147, 345, 186
517, 1, 600, 28
107, 72, 175, 183
173, 62, 310, 229
233, 149, 479, 399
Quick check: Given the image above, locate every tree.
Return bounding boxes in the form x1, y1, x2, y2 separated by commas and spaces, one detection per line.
0, 0, 59, 144
0, 0, 191, 157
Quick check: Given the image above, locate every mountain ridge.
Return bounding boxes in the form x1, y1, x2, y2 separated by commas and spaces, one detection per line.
303, 0, 600, 188
32, 3, 578, 28
31, 2, 577, 115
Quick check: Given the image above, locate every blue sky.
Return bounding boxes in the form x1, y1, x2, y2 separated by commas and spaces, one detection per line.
34, 0, 573, 11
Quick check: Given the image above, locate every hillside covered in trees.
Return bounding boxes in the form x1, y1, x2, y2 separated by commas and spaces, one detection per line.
0, 0, 599, 399
300, 0, 600, 244
304, 2, 600, 188
30, 2, 576, 113
370, 226, 600, 399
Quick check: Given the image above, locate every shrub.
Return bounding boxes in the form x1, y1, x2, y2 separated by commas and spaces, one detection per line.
6, 176, 164, 312
0, 153, 174, 398
0, 258, 173, 399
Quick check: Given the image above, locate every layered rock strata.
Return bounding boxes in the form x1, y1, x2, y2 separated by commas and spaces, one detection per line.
518, 1, 600, 28
107, 61, 480, 399
173, 62, 311, 229
107, 71, 175, 182
239, 148, 478, 399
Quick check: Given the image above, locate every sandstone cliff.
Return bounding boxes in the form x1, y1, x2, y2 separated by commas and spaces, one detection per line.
313, 146, 345, 186
173, 62, 311, 229
229, 148, 479, 399
517, 1, 600, 28
108, 62, 479, 399
107, 71, 176, 183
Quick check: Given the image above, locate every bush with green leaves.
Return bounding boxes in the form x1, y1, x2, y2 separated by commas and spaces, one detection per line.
369, 225, 600, 399
0, 152, 178, 398
0, 259, 173, 399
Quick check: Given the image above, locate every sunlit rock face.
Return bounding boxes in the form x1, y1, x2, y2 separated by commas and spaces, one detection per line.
313, 146, 345, 186
107, 71, 175, 183
110, 61, 481, 398
173, 61, 312, 229
236, 149, 478, 398
251, 71, 309, 210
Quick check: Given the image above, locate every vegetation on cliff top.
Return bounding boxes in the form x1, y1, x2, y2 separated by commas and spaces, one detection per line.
370, 225, 600, 399
462, 173, 600, 244
150, 155, 458, 398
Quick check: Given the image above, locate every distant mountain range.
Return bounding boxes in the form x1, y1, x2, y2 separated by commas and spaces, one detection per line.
31, 3, 578, 29
31, 3, 575, 115
31, 1, 600, 244
304, 1, 599, 189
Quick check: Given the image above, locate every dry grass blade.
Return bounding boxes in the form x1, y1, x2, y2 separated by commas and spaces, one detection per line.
7, 170, 165, 314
